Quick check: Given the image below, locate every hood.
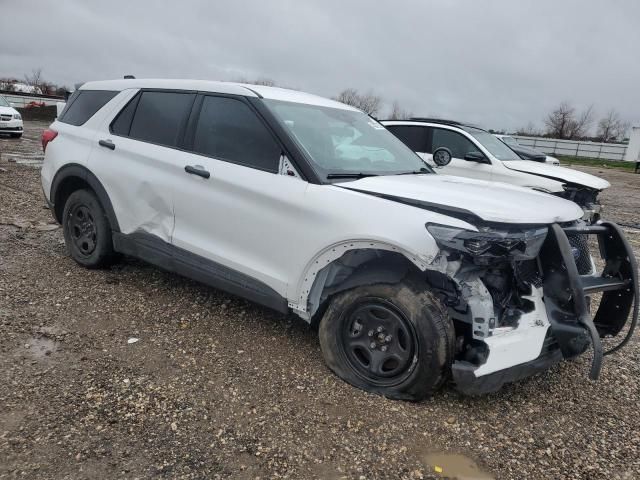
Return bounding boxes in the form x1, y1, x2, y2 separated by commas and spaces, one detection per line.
511, 145, 547, 161
0, 106, 18, 115
502, 160, 610, 190
337, 174, 584, 224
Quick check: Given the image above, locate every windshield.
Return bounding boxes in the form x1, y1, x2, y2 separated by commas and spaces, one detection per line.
0, 96, 9, 107
264, 99, 432, 180
466, 128, 521, 161
500, 136, 518, 146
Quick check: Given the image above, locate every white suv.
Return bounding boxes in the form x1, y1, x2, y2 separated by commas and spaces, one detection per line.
382, 119, 609, 222
0, 95, 23, 138
41, 79, 637, 400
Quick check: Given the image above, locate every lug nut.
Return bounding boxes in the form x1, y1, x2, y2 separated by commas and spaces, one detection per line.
377, 326, 384, 332
385, 335, 392, 342
368, 330, 374, 337
369, 342, 376, 349
381, 346, 387, 352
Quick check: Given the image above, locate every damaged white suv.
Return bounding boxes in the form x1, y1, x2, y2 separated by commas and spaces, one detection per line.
41, 79, 637, 400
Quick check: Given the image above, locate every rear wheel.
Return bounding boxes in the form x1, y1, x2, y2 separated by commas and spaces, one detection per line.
319, 281, 454, 401
62, 189, 116, 268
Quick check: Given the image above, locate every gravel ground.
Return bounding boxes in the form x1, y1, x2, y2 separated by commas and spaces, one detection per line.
1, 121, 639, 479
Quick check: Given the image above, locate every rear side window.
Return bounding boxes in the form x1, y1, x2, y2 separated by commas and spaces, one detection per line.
127, 91, 195, 147
192, 96, 281, 172
386, 125, 428, 152
58, 90, 118, 126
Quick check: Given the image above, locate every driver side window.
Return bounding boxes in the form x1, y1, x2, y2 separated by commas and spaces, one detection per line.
432, 128, 481, 159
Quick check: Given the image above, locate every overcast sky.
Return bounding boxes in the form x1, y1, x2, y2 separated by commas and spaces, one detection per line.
2, 0, 638, 132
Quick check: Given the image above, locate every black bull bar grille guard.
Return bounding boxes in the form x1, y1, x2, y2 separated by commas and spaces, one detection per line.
541, 221, 639, 379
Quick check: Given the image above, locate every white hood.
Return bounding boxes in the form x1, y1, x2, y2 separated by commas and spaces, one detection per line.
0, 106, 18, 116
502, 160, 610, 190
339, 174, 584, 224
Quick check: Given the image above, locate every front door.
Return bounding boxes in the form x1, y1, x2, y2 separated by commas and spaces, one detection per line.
171, 94, 307, 298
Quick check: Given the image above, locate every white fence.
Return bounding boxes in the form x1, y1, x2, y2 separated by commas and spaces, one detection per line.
512, 135, 628, 161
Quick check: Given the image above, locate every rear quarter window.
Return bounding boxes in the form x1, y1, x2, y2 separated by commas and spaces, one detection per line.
57, 90, 118, 126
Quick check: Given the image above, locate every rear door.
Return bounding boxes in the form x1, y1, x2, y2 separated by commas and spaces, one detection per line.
88, 89, 196, 241
171, 94, 307, 297
430, 127, 493, 181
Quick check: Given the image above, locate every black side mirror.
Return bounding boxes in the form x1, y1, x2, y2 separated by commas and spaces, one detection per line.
464, 151, 488, 163
432, 147, 452, 167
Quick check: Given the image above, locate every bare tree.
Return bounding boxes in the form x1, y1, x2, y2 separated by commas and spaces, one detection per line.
596, 109, 628, 142
387, 100, 413, 120
544, 102, 593, 139
544, 102, 574, 139
24, 68, 44, 93
566, 104, 594, 139
333, 88, 383, 116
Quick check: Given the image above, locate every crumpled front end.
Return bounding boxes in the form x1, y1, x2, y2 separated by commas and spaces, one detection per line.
554, 185, 603, 224
425, 220, 638, 395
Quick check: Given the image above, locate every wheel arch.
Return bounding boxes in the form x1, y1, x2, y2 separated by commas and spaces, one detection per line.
50, 163, 120, 232
290, 240, 437, 324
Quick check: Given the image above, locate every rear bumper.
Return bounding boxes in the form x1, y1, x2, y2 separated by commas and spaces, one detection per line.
453, 221, 638, 394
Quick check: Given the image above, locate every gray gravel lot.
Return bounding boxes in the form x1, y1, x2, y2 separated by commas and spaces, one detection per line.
1, 121, 639, 479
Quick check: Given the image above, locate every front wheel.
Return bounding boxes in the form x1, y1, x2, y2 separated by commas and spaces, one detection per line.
62, 189, 116, 268
319, 282, 454, 401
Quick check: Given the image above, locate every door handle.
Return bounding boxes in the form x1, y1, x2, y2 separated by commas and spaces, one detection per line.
184, 164, 210, 179
98, 139, 115, 150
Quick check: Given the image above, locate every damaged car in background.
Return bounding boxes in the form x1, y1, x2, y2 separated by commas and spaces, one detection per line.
41, 79, 638, 400
382, 119, 610, 223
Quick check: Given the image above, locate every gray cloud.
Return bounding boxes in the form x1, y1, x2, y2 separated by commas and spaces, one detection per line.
2, 0, 638, 131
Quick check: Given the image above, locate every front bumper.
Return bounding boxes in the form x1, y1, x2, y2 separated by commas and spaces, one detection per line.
0, 119, 23, 133
453, 221, 638, 394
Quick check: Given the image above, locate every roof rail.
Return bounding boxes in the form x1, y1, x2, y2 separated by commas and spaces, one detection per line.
408, 117, 463, 125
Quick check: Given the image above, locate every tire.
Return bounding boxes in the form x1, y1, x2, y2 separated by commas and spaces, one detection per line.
62, 189, 116, 268
319, 281, 455, 401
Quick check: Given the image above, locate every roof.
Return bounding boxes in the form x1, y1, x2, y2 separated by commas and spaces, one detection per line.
80, 78, 357, 111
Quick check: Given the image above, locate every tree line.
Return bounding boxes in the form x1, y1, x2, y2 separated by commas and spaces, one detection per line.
517, 101, 629, 143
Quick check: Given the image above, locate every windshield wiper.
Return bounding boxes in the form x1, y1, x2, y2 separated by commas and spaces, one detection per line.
326, 172, 379, 179
394, 167, 431, 175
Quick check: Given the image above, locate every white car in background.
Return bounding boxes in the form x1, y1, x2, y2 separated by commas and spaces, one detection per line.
0, 95, 23, 138
495, 134, 560, 165
382, 119, 609, 222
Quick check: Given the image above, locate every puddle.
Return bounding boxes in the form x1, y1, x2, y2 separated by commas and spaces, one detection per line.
25, 337, 58, 361
423, 452, 494, 480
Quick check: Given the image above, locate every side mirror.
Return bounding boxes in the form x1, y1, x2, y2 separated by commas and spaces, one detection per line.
464, 151, 488, 163
432, 147, 452, 167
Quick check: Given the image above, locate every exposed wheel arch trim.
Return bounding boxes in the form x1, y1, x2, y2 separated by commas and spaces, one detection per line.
50, 163, 121, 232
289, 240, 433, 320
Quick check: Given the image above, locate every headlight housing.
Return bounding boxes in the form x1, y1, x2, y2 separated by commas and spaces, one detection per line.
13, 113, 21, 120
426, 223, 548, 260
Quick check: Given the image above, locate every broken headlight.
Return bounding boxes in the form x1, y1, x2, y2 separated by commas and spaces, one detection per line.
426, 224, 548, 260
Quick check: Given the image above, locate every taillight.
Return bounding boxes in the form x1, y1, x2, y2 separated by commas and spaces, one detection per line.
42, 129, 58, 152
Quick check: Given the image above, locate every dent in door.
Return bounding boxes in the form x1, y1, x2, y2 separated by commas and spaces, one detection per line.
133, 181, 174, 241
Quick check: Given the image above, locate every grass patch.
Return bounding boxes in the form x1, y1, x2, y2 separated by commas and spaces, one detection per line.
556, 155, 637, 171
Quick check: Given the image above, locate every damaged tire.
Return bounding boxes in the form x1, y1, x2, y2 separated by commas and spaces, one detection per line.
319, 281, 454, 401
62, 189, 116, 269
